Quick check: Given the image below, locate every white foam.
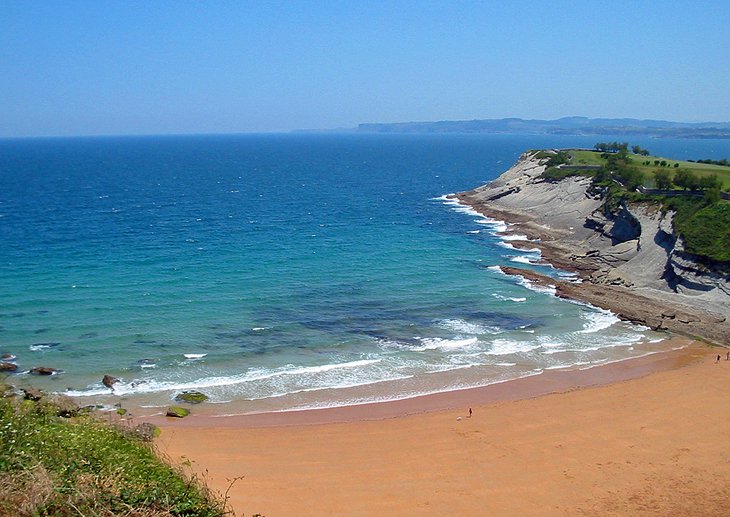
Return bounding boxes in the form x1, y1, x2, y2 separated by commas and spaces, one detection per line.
476, 219, 509, 232
285, 359, 381, 375
64, 358, 383, 397
257, 371, 547, 414
437, 196, 509, 232
516, 276, 557, 296
412, 337, 479, 352
510, 255, 538, 265
437, 319, 500, 335
492, 293, 527, 303
29, 344, 52, 351
500, 234, 529, 241
436, 196, 484, 218
489, 338, 540, 356
577, 309, 620, 334
184, 353, 207, 359
466, 230, 480, 234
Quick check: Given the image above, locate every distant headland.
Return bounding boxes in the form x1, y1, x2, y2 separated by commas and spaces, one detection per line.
349, 116, 730, 139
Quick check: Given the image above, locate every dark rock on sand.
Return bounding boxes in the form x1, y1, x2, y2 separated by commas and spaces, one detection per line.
48, 395, 80, 417
174, 390, 209, 404
166, 406, 190, 418
22, 387, 44, 401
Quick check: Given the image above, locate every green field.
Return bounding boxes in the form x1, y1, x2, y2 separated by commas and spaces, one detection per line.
566, 149, 730, 189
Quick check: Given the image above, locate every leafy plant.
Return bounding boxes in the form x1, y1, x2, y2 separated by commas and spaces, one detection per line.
0, 388, 230, 516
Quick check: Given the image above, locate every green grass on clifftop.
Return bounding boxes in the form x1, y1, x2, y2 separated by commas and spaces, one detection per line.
670, 200, 730, 262
535, 147, 730, 263
568, 149, 730, 189
0, 385, 228, 516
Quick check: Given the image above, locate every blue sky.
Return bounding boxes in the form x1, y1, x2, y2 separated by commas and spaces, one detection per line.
2, 1, 729, 137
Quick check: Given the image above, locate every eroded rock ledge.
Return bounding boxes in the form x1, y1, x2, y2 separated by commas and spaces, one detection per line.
455, 151, 730, 345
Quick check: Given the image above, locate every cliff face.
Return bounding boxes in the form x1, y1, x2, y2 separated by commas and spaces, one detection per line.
456, 151, 730, 322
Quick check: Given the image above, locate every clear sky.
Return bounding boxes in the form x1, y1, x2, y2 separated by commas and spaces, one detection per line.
2, 0, 729, 137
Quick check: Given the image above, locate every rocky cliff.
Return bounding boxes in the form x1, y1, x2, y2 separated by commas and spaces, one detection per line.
455, 151, 730, 343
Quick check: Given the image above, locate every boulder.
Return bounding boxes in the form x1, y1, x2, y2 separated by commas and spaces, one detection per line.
1, 353, 16, 361
48, 395, 79, 417
30, 367, 57, 376
22, 387, 44, 401
0, 362, 18, 372
166, 406, 190, 418
102, 375, 119, 390
174, 391, 209, 404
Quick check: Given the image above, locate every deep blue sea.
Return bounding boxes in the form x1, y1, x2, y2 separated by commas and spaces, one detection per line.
2, 134, 729, 413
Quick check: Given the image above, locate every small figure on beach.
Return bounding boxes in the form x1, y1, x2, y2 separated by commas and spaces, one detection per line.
726, 351, 729, 361
716, 354, 721, 363
469, 407, 472, 418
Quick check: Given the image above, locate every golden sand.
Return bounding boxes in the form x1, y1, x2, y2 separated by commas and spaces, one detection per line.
155, 340, 730, 516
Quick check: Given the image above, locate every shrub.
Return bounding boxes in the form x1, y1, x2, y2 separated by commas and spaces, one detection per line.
0, 388, 228, 516
654, 169, 673, 189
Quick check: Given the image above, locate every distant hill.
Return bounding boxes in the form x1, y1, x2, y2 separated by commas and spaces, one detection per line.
355, 117, 730, 139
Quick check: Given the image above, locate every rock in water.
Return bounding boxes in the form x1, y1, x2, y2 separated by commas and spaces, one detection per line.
30, 366, 56, 375
174, 391, 209, 404
102, 374, 119, 390
166, 406, 190, 418
0, 362, 17, 372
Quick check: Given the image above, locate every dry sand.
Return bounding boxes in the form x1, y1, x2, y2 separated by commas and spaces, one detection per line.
155, 340, 730, 516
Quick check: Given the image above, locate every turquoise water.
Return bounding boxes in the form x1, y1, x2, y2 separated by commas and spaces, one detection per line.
1, 134, 728, 412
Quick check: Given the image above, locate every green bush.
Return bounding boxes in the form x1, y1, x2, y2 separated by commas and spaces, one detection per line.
0, 389, 227, 516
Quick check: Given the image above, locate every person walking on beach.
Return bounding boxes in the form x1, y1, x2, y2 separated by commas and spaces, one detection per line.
469, 407, 472, 418
716, 354, 721, 363
726, 351, 729, 361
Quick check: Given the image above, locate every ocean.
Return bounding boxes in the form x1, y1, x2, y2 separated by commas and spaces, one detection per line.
2, 133, 729, 414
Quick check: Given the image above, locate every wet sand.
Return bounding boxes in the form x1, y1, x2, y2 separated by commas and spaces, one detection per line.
154, 338, 730, 516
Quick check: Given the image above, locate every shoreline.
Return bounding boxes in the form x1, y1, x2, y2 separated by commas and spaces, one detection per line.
155, 339, 729, 516
148, 150, 730, 515
451, 189, 730, 345
148, 336, 702, 428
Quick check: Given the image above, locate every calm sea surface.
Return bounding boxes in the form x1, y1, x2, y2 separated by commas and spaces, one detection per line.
2, 134, 729, 413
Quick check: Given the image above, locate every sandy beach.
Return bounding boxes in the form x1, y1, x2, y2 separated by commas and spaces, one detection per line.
154, 338, 730, 516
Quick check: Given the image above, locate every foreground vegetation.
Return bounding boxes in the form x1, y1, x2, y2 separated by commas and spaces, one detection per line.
0, 382, 229, 517
535, 144, 730, 263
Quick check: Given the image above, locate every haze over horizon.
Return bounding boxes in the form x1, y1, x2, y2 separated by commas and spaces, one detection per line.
2, 1, 729, 138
